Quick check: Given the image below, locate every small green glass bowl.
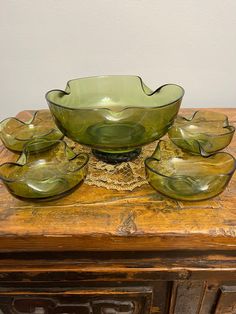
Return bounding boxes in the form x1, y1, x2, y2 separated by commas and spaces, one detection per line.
0, 139, 89, 201
46, 75, 184, 163
145, 140, 236, 201
0, 110, 64, 152
168, 111, 235, 156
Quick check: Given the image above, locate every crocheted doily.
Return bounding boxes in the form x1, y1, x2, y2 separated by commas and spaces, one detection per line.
65, 138, 157, 191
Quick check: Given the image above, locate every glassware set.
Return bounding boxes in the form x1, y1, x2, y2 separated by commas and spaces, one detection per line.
0, 76, 235, 201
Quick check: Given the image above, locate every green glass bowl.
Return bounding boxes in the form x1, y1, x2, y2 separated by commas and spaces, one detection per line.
145, 140, 236, 201
0, 139, 89, 201
46, 76, 184, 163
0, 110, 64, 152
168, 111, 235, 156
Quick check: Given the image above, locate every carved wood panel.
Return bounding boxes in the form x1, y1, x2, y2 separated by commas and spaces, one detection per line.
0, 287, 152, 314
169, 281, 206, 314
214, 285, 236, 314
0, 298, 138, 313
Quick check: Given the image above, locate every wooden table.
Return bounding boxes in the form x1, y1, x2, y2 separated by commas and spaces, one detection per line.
0, 108, 235, 313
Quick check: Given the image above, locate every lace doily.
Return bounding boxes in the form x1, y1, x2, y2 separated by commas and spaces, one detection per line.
65, 138, 157, 191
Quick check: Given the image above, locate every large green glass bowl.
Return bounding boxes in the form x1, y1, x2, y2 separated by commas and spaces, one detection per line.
0, 139, 89, 201
145, 140, 236, 201
168, 111, 235, 156
46, 76, 184, 163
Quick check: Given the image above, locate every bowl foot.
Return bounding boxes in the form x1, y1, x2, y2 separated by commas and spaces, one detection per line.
92, 148, 141, 164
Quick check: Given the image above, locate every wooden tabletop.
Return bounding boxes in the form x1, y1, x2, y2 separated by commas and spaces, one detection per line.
0, 108, 236, 252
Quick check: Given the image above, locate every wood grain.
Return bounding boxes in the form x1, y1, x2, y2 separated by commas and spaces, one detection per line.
0, 109, 235, 252
0, 251, 235, 283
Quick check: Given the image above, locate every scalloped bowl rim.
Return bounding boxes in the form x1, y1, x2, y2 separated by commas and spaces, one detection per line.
173, 110, 235, 137
46, 75, 185, 112
0, 139, 89, 183
145, 140, 236, 180
0, 110, 63, 142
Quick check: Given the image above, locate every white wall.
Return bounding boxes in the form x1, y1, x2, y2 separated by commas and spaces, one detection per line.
0, 0, 236, 119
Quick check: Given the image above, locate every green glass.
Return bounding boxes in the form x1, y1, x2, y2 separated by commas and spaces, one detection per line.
0, 139, 89, 201
46, 76, 184, 163
0, 110, 63, 152
168, 111, 235, 156
145, 140, 236, 201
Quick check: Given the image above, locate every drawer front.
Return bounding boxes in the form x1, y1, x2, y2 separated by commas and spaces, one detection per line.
0, 287, 152, 314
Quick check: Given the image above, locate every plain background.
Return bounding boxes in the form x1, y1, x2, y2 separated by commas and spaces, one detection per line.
0, 0, 236, 119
